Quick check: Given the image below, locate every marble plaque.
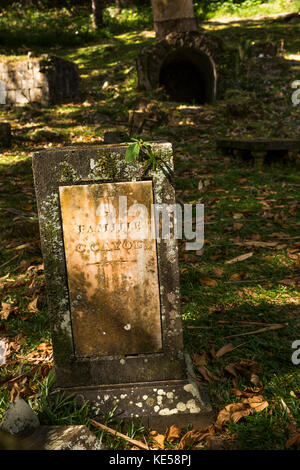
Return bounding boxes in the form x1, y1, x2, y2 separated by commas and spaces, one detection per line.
59, 181, 162, 357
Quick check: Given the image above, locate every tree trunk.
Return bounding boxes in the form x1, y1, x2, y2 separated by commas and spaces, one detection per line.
151, 0, 198, 38
91, 0, 105, 30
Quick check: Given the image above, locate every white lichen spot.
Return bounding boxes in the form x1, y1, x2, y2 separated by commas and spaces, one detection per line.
124, 323, 131, 330
186, 399, 196, 409
157, 389, 166, 395
154, 405, 160, 413
143, 395, 148, 401
104, 395, 109, 401
159, 408, 178, 416
157, 396, 163, 405
120, 359, 126, 365
166, 392, 174, 399
183, 383, 199, 398
190, 405, 201, 414
136, 402, 142, 408
120, 394, 127, 399
176, 402, 186, 412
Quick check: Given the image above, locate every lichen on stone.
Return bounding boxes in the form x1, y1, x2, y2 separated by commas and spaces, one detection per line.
59, 161, 80, 183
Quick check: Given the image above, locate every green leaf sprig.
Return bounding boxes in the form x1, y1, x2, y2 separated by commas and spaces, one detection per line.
125, 139, 157, 170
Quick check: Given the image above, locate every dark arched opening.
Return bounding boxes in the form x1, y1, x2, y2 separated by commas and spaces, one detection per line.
159, 49, 216, 104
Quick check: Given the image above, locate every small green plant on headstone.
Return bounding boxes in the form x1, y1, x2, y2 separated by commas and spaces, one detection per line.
125, 139, 173, 184
125, 139, 157, 169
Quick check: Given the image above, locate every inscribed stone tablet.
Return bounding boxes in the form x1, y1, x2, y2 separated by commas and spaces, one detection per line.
59, 181, 162, 357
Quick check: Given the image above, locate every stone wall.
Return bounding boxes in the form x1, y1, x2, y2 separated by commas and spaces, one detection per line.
0, 55, 79, 106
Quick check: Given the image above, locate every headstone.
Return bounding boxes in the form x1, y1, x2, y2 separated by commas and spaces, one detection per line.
0, 122, 11, 147
32, 143, 213, 430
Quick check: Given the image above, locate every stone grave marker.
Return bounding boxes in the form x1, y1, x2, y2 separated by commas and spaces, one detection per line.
217, 137, 300, 166
0, 122, 11, 147
32, 143, 213, 430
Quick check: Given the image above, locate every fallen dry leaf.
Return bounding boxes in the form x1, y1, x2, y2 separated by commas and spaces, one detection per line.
37, 342, 52, 351
199, 277, 218, 287
193, 351, 208, 367
197, 365, 220, 383
213, 267, 224, 277
233, 222, 243, 231
215, 394, 268, 430
217, 402, 252, 428
229, 273, 242, 281
238, 241, 278, 248
215, 343, 234, 359
19, 342, 53, 365
178, 430, 206, 450
27, 297, 39, 314
286, 433, 300, 449
224, 323, 287, 340
149, 431, 165, 449
226, 252, 253, 264
242, 395, 268, 412
0, 302, 16, 320
165, 425, 182, 442
230, 388, 261, 398
225, 360, 262, 387
0, 274, 10, 282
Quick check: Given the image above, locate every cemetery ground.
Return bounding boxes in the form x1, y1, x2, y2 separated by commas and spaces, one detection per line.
0, 7, 300, 450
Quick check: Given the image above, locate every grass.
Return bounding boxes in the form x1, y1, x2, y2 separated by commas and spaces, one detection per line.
203, 0, 297, 20
0, 3, 299, 450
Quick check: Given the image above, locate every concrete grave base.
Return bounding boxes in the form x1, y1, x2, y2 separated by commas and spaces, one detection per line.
59, 355, 214, 432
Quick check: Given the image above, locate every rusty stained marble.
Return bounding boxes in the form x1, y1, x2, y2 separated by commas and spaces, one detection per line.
59, 181, 162, 357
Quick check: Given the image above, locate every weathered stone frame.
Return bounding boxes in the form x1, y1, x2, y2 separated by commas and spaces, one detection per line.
137, 32, 224, 102
33, 143, 186, 389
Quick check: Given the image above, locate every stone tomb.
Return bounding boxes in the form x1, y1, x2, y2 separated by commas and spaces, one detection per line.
0, 56, 78, 106
217, 138, 300, 165
137, 32, 224, 104
32, 143, 212, 429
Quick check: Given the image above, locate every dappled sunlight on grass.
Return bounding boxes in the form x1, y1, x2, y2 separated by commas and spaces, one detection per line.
0, 4, 299, 449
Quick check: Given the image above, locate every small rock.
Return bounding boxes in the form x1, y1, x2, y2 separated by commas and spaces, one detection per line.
20, 425, 106, 450
30, 127, 63, 142
93, 113, 111, 124
197, 180, 204, 191
0, 397, 39, 437
103, 131, 129, 144
0, 338, 8, 366
102, 81, 110, 90
178, 106, 203, 114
